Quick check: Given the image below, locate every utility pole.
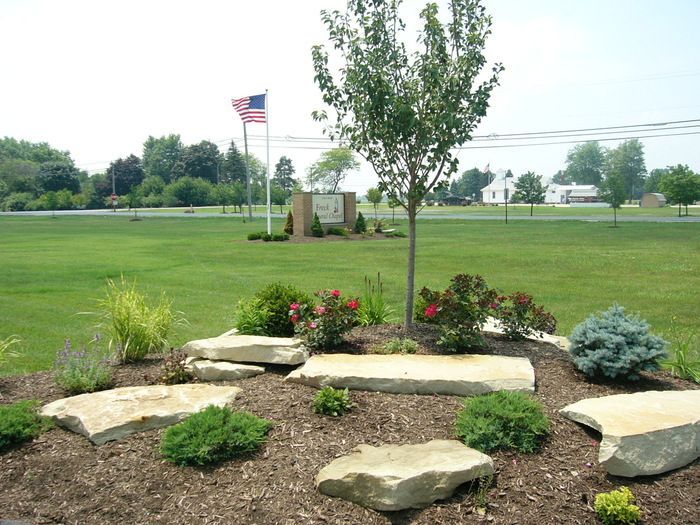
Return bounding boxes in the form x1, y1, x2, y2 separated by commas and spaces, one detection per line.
111, 166, 116, 212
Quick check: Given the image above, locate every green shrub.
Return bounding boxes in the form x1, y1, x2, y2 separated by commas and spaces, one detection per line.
53, 337, 113, 394
253, 283, 312, 337
154, 348, 195, 385
313, 386, 352, 416
247, 232, 262, 241
493, 292, 557, 340
325, 226, 348, 236
570, 305, 667, 381
0, 335, 21, 365
385, 230, 407, 238
99, 277, 179, 363
595, 487, 641, 525
261, 233, 272, 242
0, 400, 53, 452
418, 274, 497, 351
233, 297, 271, 336
283, 210, 294, 235
160, 406, 272, 466
358, 273, 393, 326
271, 233, 289, 242
662, 316, 700, 383
311, 213, 324, 237
455, 391, 550, 453
291, 289, 360, 350
374, 337, 418, 354
354, 211, 366, 233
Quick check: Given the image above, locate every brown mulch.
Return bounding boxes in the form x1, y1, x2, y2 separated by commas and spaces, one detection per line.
1, 326, 698, 525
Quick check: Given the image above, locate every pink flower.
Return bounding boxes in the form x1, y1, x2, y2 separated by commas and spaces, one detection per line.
290, 314, 300, 323
331, 289, 341, 297
315, 306, 327, 315
308, 322, 318, 329
424, 303, 438, 319
490, 302, 500, 309
347, 299, 359, 310
290, 303, 300, 311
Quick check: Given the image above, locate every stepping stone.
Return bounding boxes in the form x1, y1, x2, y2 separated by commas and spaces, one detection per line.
190, 359, 265, 381
560, 390, 700, 477
182, 334, 308, 365
40, 384, 241, 445
285, 353, 534, 396
482, 316, 571, 350
316, 439, 494, 511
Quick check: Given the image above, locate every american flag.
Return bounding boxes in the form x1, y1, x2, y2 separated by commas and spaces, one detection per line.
482, 163, 490, 174
232, 94, 266, 123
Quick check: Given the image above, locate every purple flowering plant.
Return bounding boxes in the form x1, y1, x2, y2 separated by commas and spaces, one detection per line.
53, 335, 113, 394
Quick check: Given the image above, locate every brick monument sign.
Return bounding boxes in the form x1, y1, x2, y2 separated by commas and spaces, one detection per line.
292, 192, 357, 236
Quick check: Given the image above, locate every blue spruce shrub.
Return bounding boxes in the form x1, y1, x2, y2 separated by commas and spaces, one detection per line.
569, 305, 667, 381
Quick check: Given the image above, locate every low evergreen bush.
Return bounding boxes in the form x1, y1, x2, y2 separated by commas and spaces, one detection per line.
261, 233, 272, 242
313, 386, 352, 416
354, 211, 366, 233
271, 233, 289, 242
325, 226, 348, 236
594, 487, 641, 525
283, 210, 294, 235
0, 400, 53, 452
311, 213, 324, 237
247, 232, 262, 241
455, 391, 550, 453
160, 406, 272, 466
253, 283, 312, 337
569, 305, 667, 381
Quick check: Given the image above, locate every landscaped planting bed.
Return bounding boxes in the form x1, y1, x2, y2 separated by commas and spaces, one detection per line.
0, 326, 698, 524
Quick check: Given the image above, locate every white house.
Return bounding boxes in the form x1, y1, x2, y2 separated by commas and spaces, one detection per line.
480, 173, 599, 204
480, 171, 515, 204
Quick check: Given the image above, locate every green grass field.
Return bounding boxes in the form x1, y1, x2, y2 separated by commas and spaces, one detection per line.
1, 215, 698, 375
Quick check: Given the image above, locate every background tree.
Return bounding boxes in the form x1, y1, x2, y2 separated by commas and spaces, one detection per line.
214, 183, 236, 213
551, 170, 571, 185
164, 177, 214, 207
273, 156, 296, 193
108, 155, 144, 195
0, 137, 71, 164
512, 171, 547, 216
366, 187, 383, 219
387, 195, 401, 223
270, 184, 288, 213
599, 171, 626, 227
450, 167, 489, 200
605, 139, 646, 202
221, 141, 247, 184
312, 0, 502, 327
142, 134, 183, 183
171, 141, 221, 183
307, 148, 359, 193
37, 161, 81, 194
0, 159, 40, 193
564, 142, 607, 185
659, 164, 700, 217
644, 168, 668, 194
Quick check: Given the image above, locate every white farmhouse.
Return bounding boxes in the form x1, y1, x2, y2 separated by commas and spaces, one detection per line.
480, 172, 599, 205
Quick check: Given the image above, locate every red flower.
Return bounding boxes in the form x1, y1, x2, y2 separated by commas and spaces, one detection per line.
424, 303, 438, 319
490, 302, 500, 309
347, 299, 359, 310
331, 289, 341, 297
290, 303, 300, 311
290, 314, 300, 323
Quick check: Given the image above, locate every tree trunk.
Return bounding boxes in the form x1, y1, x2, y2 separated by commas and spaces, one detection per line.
613, 207, 617, 227
530, 203, 533, 216
678, 203, 681, 217
404, 199, 417, 328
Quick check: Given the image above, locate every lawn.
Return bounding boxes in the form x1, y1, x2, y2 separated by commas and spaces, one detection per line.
1, 215, 698, 375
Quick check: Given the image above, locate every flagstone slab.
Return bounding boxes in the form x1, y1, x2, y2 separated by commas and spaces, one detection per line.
41, 384, 241, 445
182, 334, 308, 365
482, 316, 570, 350
316, 439, 494, 511
191, 359, 265, 381
560, 390, 700, 477
285, 353, 534, 395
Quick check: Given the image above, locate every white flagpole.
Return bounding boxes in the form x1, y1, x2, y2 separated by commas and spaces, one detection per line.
265, 89, 271, 235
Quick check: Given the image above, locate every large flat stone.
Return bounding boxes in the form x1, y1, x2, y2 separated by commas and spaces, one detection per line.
316, 440, 494, 511
41, 384, 241, 445
191, 359, 265, 381
560, 390, 700, 477
285, 353, 534, 395
182, 334, 308, 365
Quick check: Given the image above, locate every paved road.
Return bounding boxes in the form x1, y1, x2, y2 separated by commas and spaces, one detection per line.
2, 209, 699, 223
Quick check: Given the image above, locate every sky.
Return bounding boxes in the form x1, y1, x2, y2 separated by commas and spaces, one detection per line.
1, 0, 699, 195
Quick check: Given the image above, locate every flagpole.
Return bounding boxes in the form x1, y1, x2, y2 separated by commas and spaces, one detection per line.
265, 89, 271, 235
243, 122, 252, 220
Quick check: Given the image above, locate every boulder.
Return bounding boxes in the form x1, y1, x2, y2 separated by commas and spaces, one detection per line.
285, 353, 534, 396
316, 440, 494, 511
560, 390, 700, 477
182, 334, 308, 365
41, 384, 241, 445
191, 359, 265, 381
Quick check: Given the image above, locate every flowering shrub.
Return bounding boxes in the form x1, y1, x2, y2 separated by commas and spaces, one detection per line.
417, 274, 497, 351
290, 289, 360, 351
54, 336, 113, 394
492, 292, 557, 340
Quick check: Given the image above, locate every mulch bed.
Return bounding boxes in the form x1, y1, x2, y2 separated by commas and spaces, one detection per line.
1, 325, 698, 525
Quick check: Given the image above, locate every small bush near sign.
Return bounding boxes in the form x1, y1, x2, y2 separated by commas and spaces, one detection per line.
311, 213, 324, 237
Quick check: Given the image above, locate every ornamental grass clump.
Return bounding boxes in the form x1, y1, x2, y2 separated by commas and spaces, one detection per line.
0, 335, 21, 365
569, 305, 667, 381
160, 406, 272, 466
594, 487, 642, 525
358, 273, 393, 326
455, 391, 550, 454
0, 400, 53, 453
313, 386, 352, 416
374, 337, 418, 355
290, 289, 360, 351
99, 277, 179, 364
53, 337, 113, 395
661, 316, 700, 383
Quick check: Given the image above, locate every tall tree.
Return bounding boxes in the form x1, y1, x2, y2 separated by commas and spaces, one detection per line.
38, 161, 81, 194
450, 167, 489, 200
221, 141, 247, 184
270, 183, 288, 213
599, 172, 626, 227
644, 168, 668, 193
142, 134, 183, 183
564, 142, 607, 185
605, 139, 646, 202
513, 172, 547, 216
0, 159, 40, 193
551, 170, 571, 185
366, 187, 383, 219
0, 137, 72, 164
171, 141, 221, 183
108, 155, 144, 195
307, 148, 359, 193
273, 156, 296, 193
659, 164, 700, 217
312, 0, 502, 327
